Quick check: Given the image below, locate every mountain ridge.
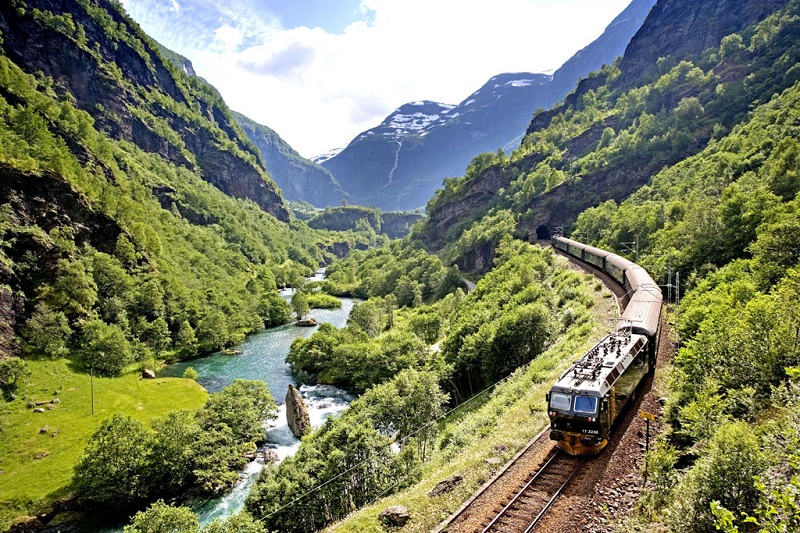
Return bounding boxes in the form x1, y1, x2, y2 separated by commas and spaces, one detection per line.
321, 0, 656, 211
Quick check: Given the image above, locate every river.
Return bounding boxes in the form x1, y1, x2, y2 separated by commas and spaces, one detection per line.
87, 270, 355, 531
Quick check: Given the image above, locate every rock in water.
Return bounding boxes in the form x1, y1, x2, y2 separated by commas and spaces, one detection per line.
378, 505, 410, 528
285, 384, 311, 438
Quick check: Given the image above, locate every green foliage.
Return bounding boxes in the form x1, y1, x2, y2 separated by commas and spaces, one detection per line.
441, 238, 583, 399
75, 319, 134, 376
322, 240, 459, 302
0, 357, 28, 401
123, 500, 200, 533
182, 366, 198, 380
72, 380, 276, 510
72, 414, 155, 508
666, 422, 768, 532
290, 291, 309, 320
196, 379, 277, 445
246, 369, 446, 531
304, 292, 342, 309
202, 512, 267, 533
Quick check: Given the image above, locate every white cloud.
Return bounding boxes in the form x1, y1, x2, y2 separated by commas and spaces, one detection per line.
132, 0, 633, 158
212, 24, 244, 52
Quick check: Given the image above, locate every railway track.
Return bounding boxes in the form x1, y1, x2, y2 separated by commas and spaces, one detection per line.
476, 448, 585, 533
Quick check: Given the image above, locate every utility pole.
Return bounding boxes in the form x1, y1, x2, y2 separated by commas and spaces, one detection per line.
90, 362, 94, 415
620, 235, 639, 262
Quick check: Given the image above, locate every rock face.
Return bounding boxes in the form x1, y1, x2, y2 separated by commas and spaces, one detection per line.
0, 0, 288, 222
234, 111, 348, 208
285, 384, 311, 438
378, 505, 410, 528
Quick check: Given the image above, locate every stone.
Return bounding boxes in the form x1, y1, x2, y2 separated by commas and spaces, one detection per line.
484, 457, 503, 466
492, 444, 508, 454
141, 369, 156, 379
263, 450, 279, 463
378, 505, 410, 528
285, 384, 311, 438
295, 317, 318, 327
33, 451, 49, 460
33, 408, 45, 413
428, 475, 463, 497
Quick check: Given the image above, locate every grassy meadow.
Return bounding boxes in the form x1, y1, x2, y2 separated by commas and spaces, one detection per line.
0, 359, 207, 526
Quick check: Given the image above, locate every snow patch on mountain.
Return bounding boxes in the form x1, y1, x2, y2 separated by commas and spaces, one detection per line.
311, 147, 344, 164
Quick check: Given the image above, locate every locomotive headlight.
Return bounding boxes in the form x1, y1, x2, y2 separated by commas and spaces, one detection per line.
549, 411, 556, 417
587, 417, 595, 422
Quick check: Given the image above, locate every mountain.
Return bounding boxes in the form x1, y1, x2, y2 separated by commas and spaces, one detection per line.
0, 0, 288, 222
416, 0, 796, 272
320, 0, 656, 211
233, 112, 349, 207
0, 0, 350, 367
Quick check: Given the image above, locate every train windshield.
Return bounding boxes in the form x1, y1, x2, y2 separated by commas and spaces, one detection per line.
574, 396, 598, 414
550, 392, 572, 411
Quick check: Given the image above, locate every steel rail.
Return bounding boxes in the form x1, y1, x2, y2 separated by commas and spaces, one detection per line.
479, 449, 584, 533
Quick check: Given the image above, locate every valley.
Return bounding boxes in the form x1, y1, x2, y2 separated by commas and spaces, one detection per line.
1, 0, 799, 532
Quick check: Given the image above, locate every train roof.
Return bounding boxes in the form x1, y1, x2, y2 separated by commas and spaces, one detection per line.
551, 331, 648, 397
617, 286, 662, 338
605, 251, 635, 269
624, 265, 658, 292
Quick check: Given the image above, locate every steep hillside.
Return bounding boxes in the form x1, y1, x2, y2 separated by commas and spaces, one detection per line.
234, 112, 349, 208
0, 0, 346, 369
418, 0, 796, 272
321, 0, 655, 211
0, 0, 288, 222
306, 206, 423, 239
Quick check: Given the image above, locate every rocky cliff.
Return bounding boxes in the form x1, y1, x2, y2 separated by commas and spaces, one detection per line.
0, 0, 288, 222
234, 112, 348, 208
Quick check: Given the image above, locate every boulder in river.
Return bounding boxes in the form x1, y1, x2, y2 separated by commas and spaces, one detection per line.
285, 384, 311, 438
296, 317, 318, 327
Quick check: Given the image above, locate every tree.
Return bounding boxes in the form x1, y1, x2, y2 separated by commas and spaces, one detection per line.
348, 300, 384, 337
21, 303, 71, 358
72, 414, 155, 507
291, 291, 309, 320
203, 512, 267, 533
76, 319, 134, 376
196, 309, 229, 352
0, 357, 28, 401
123, 500, 199, 533
149, 411, 200, 494
196, 379, 277, 444
50, 258, 97, 316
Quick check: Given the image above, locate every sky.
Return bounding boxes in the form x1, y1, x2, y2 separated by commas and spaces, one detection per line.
120, 0, 633, 158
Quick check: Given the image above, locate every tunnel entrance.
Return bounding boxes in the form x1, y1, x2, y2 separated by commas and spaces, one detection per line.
536, 225, 552, 240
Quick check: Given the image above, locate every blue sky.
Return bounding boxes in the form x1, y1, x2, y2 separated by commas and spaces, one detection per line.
121, 0, 634, 158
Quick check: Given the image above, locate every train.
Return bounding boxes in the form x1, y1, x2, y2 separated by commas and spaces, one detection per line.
546, 236, 663, 455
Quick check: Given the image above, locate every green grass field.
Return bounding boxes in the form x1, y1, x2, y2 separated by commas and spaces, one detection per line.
0, 359, 207, 527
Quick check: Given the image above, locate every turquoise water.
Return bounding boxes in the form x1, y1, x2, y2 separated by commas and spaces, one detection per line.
84, 273, 355, 531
